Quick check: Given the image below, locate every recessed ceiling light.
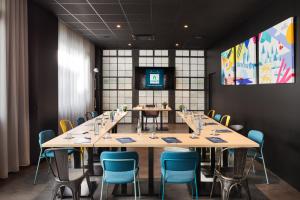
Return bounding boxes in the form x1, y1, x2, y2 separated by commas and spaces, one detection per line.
116, 24, 121, 28
184, 25, 189, 28
175, 43, 179, 47
128, 43, 132, 46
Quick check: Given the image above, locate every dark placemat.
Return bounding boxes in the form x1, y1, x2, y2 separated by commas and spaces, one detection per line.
215, 129, 233, 133
206, 137, 227, 143
162, 137, 182, 143
116, 137, 136, 144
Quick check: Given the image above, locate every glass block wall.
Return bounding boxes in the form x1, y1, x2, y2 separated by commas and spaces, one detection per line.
102, 49, 205, 124
175, 50, 205, 123
102, 50, 132, 123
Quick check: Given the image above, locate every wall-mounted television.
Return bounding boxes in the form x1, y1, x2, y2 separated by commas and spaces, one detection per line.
135, 67, 175, 90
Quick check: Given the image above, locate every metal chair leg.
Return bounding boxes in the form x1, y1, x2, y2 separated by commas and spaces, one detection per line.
210, 175, 217, 198
194, 177, 198, 200
134, 180, 137, 200
162, 180, 165, 200
100, 178, 104, 200
33, 150, 43, 185
137, 175, 141, 198
261, 153, 269, 184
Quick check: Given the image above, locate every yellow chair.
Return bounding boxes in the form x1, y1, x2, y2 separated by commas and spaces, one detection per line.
220, 115, 231, 127
59, 119, 74, 133
207, 109, 216, 118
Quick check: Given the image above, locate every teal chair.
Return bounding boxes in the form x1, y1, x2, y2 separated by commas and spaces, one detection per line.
91, 111, 98, 118
33, 130, 75, 184
160, 151, 199, 200
247, 130, 269, 184
100, 151, 140, 200
77, 116, 85, 126
213, 114, 222, 122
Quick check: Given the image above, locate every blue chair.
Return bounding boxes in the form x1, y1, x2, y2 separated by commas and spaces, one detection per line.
160, 151, 199, 200
100, 151, 140, 200
91, 111, 98, 118
247, 130, 269, 184
77, 116, 85, 126
213, 114, 222, 122
33, 130, 75, 184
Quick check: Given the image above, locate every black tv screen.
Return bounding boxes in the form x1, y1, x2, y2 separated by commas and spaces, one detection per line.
135, 67, 175, 90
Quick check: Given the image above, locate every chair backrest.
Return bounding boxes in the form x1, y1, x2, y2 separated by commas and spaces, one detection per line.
248, 130, 264, 146
213, 114, 222, 122
59, 120, 73, 133
217, 148, 249, 178
85, 112, 93, 120
100, 151, 139, 172
45, 148, 74, 181
143, 105, 159, 117
39, 130, 55, 147
160, 151, 199, 171
207, 109, 215, 118
91, 111, 98, 118
220, 115, 231, 127
77, 117, 85, 126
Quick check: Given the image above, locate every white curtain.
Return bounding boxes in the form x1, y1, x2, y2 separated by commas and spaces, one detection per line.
0, 0, 30, 178
58, 21, 95, 126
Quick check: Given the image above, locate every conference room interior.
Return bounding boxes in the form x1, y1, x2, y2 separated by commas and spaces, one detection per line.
1, 0, 300, 199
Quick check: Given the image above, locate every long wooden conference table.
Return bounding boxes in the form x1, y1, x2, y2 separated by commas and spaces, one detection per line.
43, 110, 258, 196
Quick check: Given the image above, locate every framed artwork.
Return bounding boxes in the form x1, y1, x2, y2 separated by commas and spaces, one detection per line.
235, 37, 257, 85
259, 17, 295, 84
221, 47, 235, 85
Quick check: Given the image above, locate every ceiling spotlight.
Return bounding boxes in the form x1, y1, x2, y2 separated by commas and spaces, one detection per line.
175, 43, 179, 47
116, 24, 121, 28
184, 24, 189, 28
128, 43, 132, 46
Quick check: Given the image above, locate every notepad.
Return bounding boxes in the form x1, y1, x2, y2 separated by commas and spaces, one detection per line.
162, 137, 182, 143
215, 129, 232, 133
206, 137, 227, 143
116, 137, 136, 144
205, 122, 218, 125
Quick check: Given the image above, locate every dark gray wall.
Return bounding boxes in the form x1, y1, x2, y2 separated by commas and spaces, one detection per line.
28, 0, 58, 164
206, 0, 300, 190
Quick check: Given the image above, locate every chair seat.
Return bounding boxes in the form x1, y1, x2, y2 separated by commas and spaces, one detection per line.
103, 170, 136, 184
215, 167, 244, 180
42, 148, 75, 158
68, 168, 88, 181
247, 149, 261, 158
162, 169, 194, 183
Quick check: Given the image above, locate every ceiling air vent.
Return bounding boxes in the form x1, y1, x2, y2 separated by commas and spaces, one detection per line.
132, 34, 155, 41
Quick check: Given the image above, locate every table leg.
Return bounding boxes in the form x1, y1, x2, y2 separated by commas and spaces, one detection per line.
210, 148, 215, 176
195, 148, 202, 197
121, 147, 127, 194
223, 150, 228, 167
141, 111, 145, 131
148, 147, 154, 194
158, 111, 168, 131
87, 148, 94, 175
74, 148, 81, 168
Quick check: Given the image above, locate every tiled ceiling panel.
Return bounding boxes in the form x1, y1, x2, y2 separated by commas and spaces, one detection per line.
36, 0, 275, 49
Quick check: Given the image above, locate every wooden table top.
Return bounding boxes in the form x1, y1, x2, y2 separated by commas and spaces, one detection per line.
132, 105, 172, 111
42, 110, 258, 149
42, 111, 127, 148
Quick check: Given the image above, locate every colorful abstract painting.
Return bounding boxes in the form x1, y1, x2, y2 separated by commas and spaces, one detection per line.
235, 37, 257, 85
221, 48, 235, 85
259, 17, 295, 84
